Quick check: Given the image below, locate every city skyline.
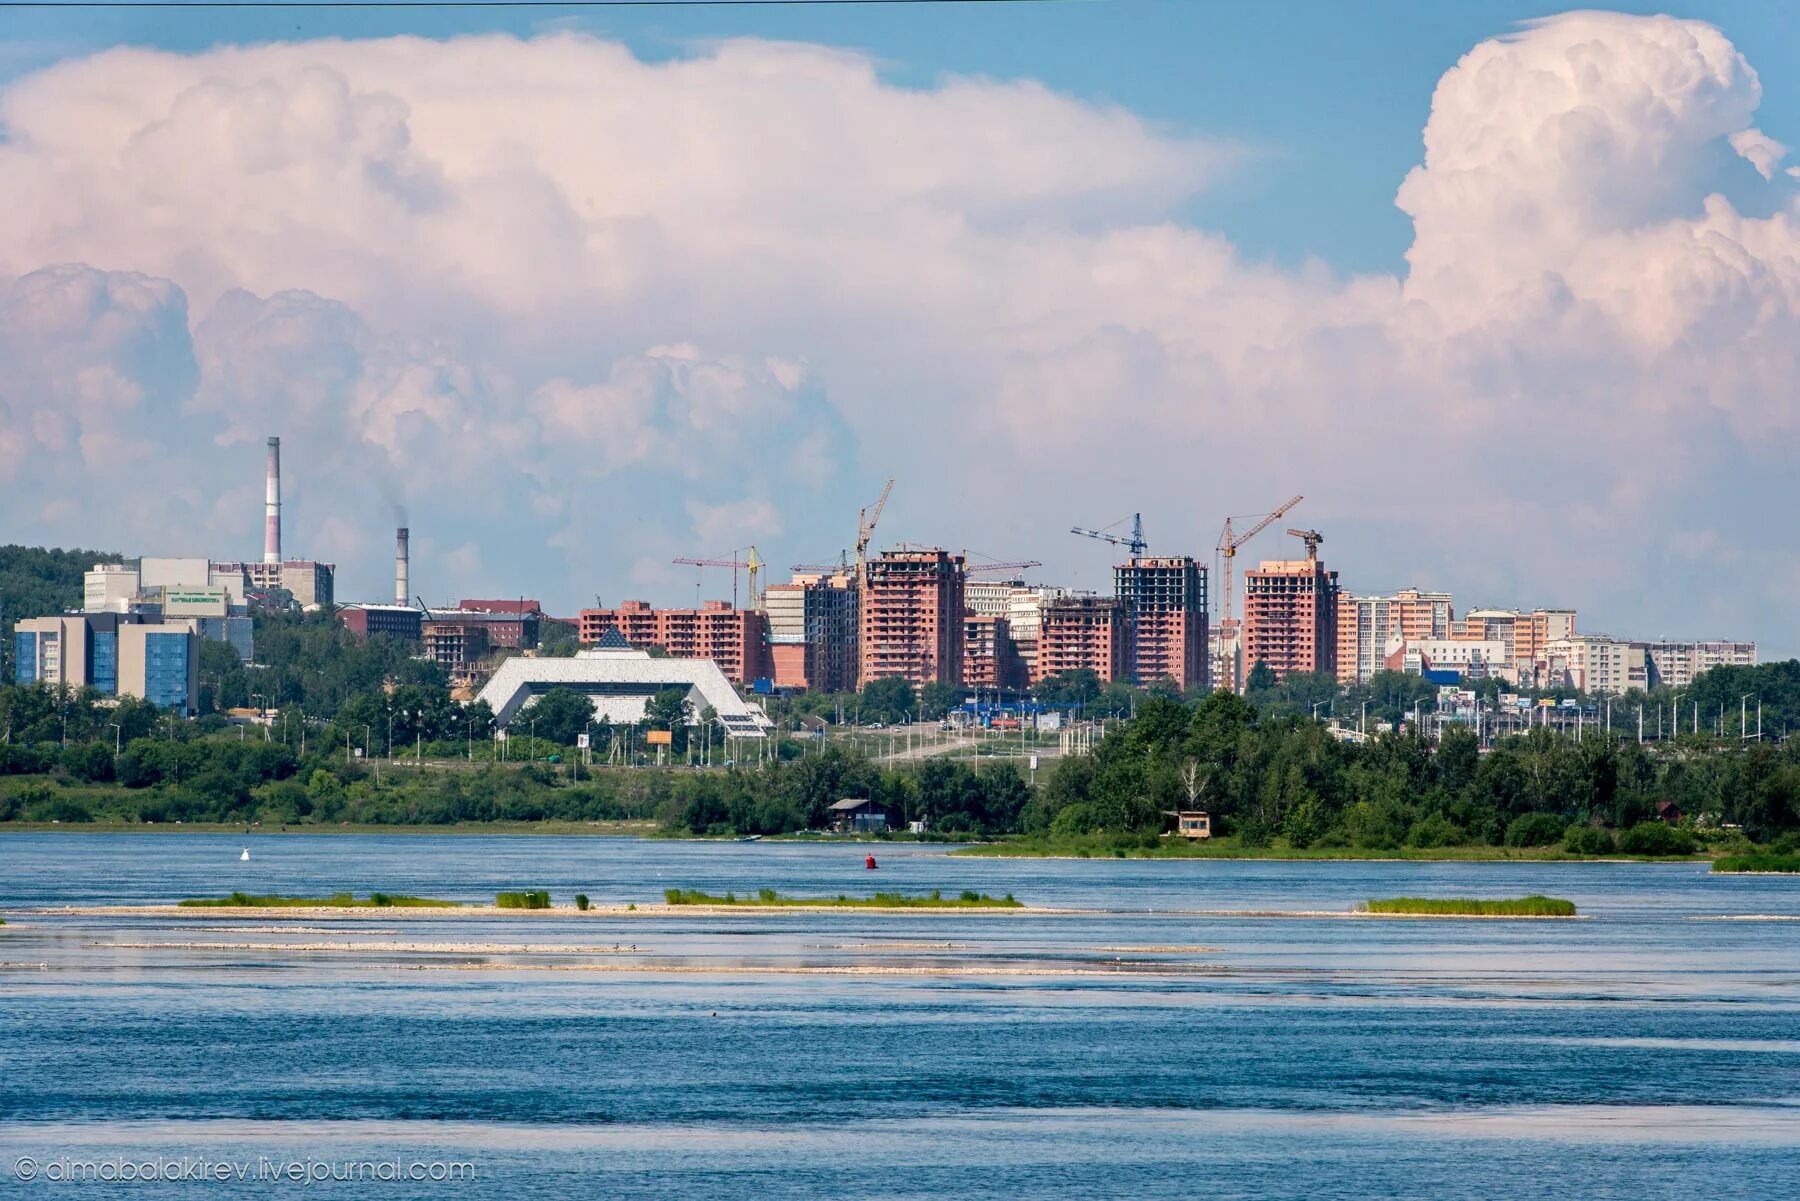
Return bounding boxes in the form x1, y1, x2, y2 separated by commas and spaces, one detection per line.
2, 5, 1798, 653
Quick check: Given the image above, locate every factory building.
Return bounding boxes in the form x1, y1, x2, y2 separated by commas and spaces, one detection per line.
1034, 596, 1125, 685
859, 548, 965, 688
1242, 556, 1340, 682
337, 604, 424, 643
1115, 556, 1208, 691
765, 571, 859, 692
577, 600, 770, 684
14, 614, 199, 716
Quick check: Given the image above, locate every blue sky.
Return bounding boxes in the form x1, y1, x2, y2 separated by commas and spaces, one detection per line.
2, 3, 1798, 653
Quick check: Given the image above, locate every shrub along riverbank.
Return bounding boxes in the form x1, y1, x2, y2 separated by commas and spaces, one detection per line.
1712, 854, 1800, 873
1361, 895, 1577, 917
178, 892, 460, 908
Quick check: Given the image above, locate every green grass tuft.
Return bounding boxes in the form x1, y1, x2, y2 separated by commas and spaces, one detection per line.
177, 892, 460, 908
1712, 854, 1800, 874
662, 887, 1021, 909
1362, 895, 1576, 917
495, 890, 552, 909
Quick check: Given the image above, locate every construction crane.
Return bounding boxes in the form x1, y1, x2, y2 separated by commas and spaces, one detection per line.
1216, 494, 1303, 631
1286, 528, 1324, 563
1070, 513, 1148, 558
671, 545, 764, 610
855, 478, 895, 588
965, 559, 1043, 577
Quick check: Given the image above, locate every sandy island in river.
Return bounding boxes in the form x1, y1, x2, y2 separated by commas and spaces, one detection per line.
16, 903, 1582, 920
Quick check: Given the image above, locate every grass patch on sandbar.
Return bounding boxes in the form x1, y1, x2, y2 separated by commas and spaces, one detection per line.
177, 891, 461, 909
663, 887, 1020, 909
1712, 855, 1800, 874
1360, 895, 1576, 917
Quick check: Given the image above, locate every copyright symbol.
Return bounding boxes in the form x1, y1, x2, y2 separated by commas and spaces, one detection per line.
14, 1156, 37, 1181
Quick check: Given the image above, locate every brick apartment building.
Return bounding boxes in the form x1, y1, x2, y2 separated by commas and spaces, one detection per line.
765, 572, 859, 693
1033, 596, 1125, 685
859, 549, 965, 687
1115, 556, 1208, 692
578, 599, 772, 684
1242, 557, 1340, 682
963, 614, 1025, 691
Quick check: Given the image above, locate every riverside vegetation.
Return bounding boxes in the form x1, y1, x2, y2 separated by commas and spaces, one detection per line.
663, 887, 1020, 908
178, 892, 460, 908
1361, 895, 1577, 917
3, 575, 1800, 856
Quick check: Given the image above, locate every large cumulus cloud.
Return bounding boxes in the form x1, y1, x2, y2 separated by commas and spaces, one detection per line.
0, 15, 1796, 646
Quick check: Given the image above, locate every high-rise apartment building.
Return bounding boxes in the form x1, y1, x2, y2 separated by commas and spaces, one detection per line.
1454, 608, 1576, 670
859, 549, 965, 687
765, 571, 859, 693
965, 581, 1071, 682
578, 600, 771, 684
963, 615, 1025, 691
1242, 557, 1340, 682
1115, 556, 1209, 691
1336, 588, 1454, 684
1034, 596, 1125, 684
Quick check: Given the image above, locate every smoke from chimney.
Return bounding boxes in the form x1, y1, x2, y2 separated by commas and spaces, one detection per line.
263, 437, 282, 564
396, 527, 410, 606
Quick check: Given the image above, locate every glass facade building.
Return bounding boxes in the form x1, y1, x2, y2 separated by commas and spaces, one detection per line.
91, 630, 118, 696
142, 632, 191, 710
14, 631, 37, 685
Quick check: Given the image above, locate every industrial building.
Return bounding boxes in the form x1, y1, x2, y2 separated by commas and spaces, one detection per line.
765, 571, 859, 692
81, 558, 255, 662
14, 614, 200, 716
1115, 556, 1208, 691
859, 549, 965, 687
1242, 544, 1340, 683
1034, 595, 1125, 684
475, 645, 773, 737
337, 604, 424, 642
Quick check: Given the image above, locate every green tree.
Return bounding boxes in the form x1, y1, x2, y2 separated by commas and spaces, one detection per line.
859, 676, 915, 724
527, 687, 598, 747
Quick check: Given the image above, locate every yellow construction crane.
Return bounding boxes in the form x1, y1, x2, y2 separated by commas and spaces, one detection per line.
855, 478, 894, 588
671, 545, 764, 610
1286, 527, 1324, 563
1216, 494, 1302, 631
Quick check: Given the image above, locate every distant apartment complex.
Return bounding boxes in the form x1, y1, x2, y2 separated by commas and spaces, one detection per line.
765, 571, 859, 693
1034, 596, 1125, 684
578, 599, 771, 684
963, 614, 1025, 691
859, 549, 965, 687
1243, 556, 1340, 681
1336, 589, 1453, 684
1116, 557, 1209, 691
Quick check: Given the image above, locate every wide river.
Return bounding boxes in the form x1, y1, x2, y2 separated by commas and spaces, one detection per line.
2, 832, 1798, 1199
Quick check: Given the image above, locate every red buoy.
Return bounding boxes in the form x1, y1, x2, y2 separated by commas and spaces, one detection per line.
865, 854, 878, 870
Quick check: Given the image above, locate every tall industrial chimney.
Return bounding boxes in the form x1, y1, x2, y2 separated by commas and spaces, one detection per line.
263, 436, 282, 564
395, 527, 410, 606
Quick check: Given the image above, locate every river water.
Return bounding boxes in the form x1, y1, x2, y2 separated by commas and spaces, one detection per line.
2, 833, 1797, 1198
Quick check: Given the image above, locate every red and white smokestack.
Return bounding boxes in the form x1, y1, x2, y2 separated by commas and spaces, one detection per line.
395, 527, 410, 606
263, 436, 282, 564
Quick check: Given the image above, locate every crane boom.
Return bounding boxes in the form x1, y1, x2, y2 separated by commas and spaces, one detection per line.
855, 478, 896, 588
965, 559, 1042, 576
1070, 512, 1148, 557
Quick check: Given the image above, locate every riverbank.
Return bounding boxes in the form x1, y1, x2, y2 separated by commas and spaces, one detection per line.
951, 837, 1714, 863
0, 819, 660, 836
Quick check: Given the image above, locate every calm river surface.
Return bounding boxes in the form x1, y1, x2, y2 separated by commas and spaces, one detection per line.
2, 832, 1798, 1199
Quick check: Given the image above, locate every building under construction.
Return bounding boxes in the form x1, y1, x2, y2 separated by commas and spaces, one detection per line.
1242, 548, 1340, 682
963, 614, 1025, 691
1034, 595, 1125, 684
578, 599, 772, 684
859, 549, 965, 687
765, 571, 859, 692
1115, 556, 1208, 692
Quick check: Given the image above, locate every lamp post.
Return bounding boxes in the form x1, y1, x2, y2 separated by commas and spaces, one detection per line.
1741, 694, 1755, 741
1311, 700, 1329, 723
107, 722, 122, 755
1359, 700, 1369, 738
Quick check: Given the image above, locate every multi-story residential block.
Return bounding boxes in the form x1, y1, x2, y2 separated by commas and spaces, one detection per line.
1115, 556, 1209, 692
859, 549, 965, 687
1242, 557, 1340, 682
1337, 589, 1454, 684
577, 600, 771, 684
963, 615, 1025, 691
965, 581, 1071, 683
1034, 596, 1125, 685
765, 571, 859, 692
1539, 634, 1648, 695
1455, 608, 1576, 669
1645, 640, 1758, 689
